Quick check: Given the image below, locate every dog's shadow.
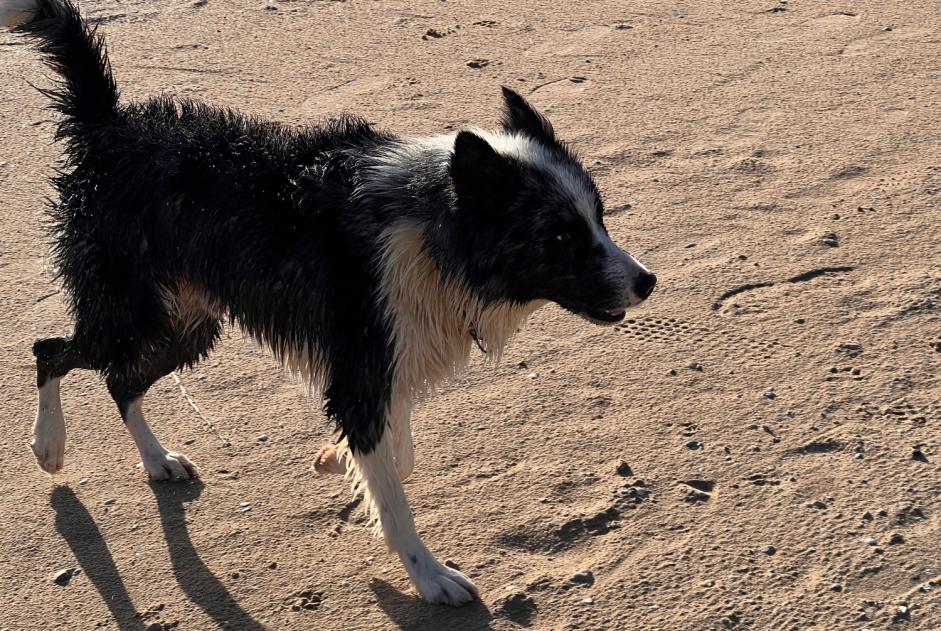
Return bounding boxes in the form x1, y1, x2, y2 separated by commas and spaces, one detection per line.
370, 578, 494, 630
51, 481, 265, 631
149, 478, 266, 630
51, 486, 148, 631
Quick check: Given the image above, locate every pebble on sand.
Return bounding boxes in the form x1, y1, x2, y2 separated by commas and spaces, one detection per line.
571, 570, 595, 585
52, 568, 76, 586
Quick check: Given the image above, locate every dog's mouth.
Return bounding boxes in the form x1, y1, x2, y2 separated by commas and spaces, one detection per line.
578, 307, 627, 326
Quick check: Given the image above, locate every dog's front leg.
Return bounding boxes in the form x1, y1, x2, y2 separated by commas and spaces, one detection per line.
352, 427, 478, 605
389, 394, 414, 481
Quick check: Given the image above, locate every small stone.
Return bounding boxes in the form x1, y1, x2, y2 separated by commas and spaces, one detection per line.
581, 596, 594, 605
831, 582, 843, 592
795, 318, 806, 324
102, 499, 116, 506
667, 368, 677, 376
893, 605, 911, 623
517, 361, 528, 369
571, 570, 595, 585
686, 440, 703, 450
889, 533, 905, 545
763, 545, 777, 555
466, 59, 490, 69
912, 449, 929, 463
230, 571, 240, 579
851, 367, 861, 375
268, 562, 278, 569
78, 477, 89, 485
615, 460, 633, 477
256, 434, 269, 442
238, 502, 252, 513
810, 500, 828, 509
444, 559, 460, 570
883, 25, 893, 31
763, 388, 777, 400
340, 579, 350, 587
863, 537, 877, 546
527, 372, 539, 380
821, 232, 839, 247
688, 362, 704, 371
862, 511, 873, 521
52, 568, 75, 586
145, 624, 163, 631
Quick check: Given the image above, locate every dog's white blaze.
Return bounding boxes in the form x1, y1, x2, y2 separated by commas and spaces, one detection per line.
350, 430, 479, 604
477, 129, 599, 221
124, 396, 197, 481
32, 377, 66, 473
0, 0, 37, 28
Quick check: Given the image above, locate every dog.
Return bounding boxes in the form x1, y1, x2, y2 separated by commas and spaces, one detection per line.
4, 0, 656, 605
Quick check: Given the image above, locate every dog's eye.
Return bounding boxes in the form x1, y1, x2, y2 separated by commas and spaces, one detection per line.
555, 232, 571, 243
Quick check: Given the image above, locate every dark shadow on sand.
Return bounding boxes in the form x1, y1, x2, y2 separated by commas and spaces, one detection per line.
50, 486, 147, 631
150, 478, 266, 631
370, 578, 494, 631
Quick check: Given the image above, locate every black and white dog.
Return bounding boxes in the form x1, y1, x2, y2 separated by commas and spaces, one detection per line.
5, 0, 655, 605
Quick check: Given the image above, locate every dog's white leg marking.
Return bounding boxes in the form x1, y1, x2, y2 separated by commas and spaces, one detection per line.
124, 396, 198, 481
393, 426, 415, 481
390, 395, 414, 481
31, 377, 66, 474
353, 431, 478, 605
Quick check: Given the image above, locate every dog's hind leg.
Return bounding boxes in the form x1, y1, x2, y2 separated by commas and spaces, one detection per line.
107, 356, 200, 482
107, 319, 220, 481
31, 337, 92, 474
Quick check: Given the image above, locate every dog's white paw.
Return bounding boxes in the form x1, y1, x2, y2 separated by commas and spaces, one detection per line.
408, 557, 479, 606
141, 450, 198, 481
312, 444, 345, 475
31, 429, 65, 474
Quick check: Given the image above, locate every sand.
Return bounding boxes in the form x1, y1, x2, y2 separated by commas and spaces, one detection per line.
1, 1, 939, 629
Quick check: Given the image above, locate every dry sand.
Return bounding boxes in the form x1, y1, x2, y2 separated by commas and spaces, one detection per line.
1, 1, 939, 629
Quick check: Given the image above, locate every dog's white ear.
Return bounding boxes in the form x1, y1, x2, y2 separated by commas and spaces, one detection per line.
449, 130, 518, 211
500, 86, 555, 140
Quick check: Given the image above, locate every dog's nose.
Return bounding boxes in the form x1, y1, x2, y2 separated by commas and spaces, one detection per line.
634, 271, 657, 300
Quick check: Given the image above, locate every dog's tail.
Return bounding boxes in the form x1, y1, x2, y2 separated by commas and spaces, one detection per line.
2, 0, 119, 138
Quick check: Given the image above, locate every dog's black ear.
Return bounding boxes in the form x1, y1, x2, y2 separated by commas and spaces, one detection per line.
450, 130, 519, 212
500, 86, 555, 140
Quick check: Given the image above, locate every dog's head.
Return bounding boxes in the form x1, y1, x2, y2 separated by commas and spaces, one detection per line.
448, 87, 656, 325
